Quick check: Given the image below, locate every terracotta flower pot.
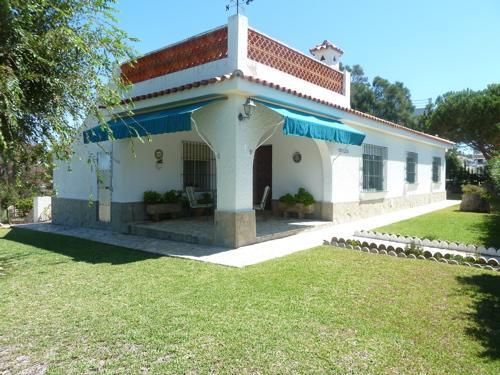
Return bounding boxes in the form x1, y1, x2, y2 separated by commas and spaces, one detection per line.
460, 193, 490, 213
146, 203, 183, 221
278, 202, 314, 219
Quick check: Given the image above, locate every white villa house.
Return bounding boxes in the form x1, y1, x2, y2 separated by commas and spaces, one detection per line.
53, 15, 453, 248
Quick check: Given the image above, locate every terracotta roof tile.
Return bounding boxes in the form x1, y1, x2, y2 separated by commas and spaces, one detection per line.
309, 40, 344, 55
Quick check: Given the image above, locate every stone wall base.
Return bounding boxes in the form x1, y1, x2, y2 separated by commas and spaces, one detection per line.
324, 191, 447, 224
271, 200, 327, 220
271, 192, 446, 224
214, 209, 256, 248
52, 197, 145, 233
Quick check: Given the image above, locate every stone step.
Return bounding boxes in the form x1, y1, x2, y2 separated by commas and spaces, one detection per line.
129, 224, 214, 246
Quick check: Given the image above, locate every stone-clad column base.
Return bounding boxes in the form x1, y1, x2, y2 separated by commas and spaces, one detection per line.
319, 202, 334, 221
214, 210, 256, 248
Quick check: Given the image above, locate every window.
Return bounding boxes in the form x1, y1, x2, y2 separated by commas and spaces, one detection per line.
406, 152, 418, 184
362, 144, 388, 192
182, 141, 216, 192
432, 157, 441, 183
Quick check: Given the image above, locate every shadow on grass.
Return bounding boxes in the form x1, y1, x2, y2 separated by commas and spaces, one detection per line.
3, 228, 161, 265
457, 273, 500, 360
472, 213, 500, 248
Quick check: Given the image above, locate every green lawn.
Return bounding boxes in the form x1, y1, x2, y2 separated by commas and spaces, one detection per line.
1, 228, 500, 374
376, 205, 500, 248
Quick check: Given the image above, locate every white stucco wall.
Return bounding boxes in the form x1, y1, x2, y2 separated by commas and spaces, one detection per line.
260, 122, 445, 205
263, 128, 324, 202
55, 86, 448, 212
330, 126, 446, 204
111, 130, 204, 202
53, 141, 101, 201
55, 129, 211, 204
245, 60, 350, 108
33, 196, 52, 223
55, 99, 446, 209
125, 58, 232, 100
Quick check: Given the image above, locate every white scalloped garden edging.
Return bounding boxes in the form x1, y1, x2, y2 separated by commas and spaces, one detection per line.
329, 236, 500, 272
353, 230, 499, 257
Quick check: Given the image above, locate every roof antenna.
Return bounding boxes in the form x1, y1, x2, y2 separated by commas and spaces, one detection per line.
226, 0, 254, 15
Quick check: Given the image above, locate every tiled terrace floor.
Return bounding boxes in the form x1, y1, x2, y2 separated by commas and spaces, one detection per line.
130, 215, 333, 245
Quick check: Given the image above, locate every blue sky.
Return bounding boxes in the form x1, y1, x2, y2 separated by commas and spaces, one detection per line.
116, 0, 499, 107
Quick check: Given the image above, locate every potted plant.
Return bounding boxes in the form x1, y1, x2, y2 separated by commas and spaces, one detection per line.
144, 190, 183, 221
278, 188, 315, 218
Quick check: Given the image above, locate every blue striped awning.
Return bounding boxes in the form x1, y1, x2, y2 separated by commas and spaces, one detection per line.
83, 99, 218, 144
255, 100, 365, 146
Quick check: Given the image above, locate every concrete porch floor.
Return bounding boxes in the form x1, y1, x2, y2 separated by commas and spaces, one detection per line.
129, 215, 333, 245
16, 200, 460, 268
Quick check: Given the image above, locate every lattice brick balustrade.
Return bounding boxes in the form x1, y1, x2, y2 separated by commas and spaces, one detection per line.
247, 29, 344, 94
121, 28, 228, 84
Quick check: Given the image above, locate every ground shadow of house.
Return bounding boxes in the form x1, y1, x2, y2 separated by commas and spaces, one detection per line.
3, 228, 161, 265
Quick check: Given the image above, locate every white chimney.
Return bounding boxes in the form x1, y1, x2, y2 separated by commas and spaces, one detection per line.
310, 40, 344, 70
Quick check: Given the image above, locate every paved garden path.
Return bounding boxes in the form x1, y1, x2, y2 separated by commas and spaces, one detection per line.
18, 200, 459, 268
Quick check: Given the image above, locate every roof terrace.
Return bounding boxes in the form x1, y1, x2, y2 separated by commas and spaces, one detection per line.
120, 15, 350, 108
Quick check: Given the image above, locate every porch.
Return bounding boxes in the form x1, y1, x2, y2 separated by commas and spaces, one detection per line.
129, 215, 333, 246
79, 93, 365, 248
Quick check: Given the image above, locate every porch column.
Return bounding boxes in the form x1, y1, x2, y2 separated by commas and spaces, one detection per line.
201, 96, 268, 248
315, 141, 335, 221
214, 123, 256, 248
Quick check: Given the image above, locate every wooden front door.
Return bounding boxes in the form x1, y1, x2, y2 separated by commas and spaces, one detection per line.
253, 145, 272, 209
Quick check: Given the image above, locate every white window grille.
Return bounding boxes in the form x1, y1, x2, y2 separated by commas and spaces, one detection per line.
406, 152, 418, 184
362, 144, 388, 192
182, 141, 216, 192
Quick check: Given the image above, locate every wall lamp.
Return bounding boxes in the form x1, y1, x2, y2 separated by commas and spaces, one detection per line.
238, 98, 257, 121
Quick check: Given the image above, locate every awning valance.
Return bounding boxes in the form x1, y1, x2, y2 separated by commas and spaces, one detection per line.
254, 100, 365, 146
83, 99, 219, 144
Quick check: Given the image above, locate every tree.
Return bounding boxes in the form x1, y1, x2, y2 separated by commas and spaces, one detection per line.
0, 145, 52, 205
0, 0, 135, 162
0, 0, 135, 205
346, 64, 376, 114
486, 154, 500, 193
427, 85, 500, 160
446, 150, 462, 180
342, 64, 417, 128
370, 77, 416, 128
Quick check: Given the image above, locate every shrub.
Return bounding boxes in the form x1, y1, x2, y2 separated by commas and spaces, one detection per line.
346, 239, 361, 247
163, 190, 181, 204
0, 188, 18, 210
404, 242, 424, 257
143, 191, 162, 204
279, 193, 296, 206
295, 187, 315, 206
279, 188, 315, 206
16, 198, 33, 215
462, 184, 486, 195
